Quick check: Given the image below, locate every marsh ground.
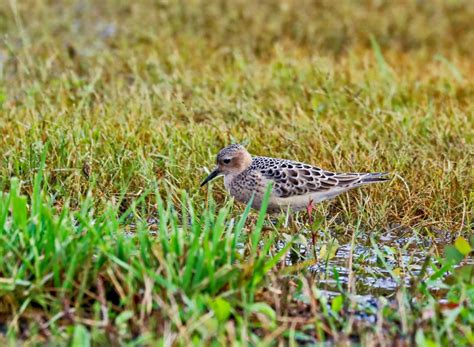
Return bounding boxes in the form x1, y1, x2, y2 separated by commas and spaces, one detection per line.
0, 0, 473, 345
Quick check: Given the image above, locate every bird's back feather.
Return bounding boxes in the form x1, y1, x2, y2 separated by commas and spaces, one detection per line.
249, 156, 389, 199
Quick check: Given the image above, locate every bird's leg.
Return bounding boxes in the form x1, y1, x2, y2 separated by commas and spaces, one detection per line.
306, 200, 319, 261
306, 199, 314, 225
281, 208, 291, 229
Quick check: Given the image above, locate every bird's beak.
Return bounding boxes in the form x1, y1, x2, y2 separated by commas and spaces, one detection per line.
200, 167, 221, 187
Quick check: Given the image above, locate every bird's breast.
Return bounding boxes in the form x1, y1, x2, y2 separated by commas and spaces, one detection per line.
226, 171, 264, 204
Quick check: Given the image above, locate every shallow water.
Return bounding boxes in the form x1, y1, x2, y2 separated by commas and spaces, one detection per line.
279, 225, 474, 323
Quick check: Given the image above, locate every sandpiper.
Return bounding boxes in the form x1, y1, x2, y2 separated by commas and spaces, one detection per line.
200, 144, 390, 213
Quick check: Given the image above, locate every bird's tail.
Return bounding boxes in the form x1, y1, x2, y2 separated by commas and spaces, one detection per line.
360, 172, 391, 184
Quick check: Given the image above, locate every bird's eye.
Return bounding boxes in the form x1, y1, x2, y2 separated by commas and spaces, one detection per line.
223, 158, 231, 164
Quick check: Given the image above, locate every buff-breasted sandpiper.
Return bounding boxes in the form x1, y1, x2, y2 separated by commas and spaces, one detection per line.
200, 144, 390, 213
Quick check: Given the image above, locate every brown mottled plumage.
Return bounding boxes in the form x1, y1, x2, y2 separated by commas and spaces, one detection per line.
201, 144, 390, 213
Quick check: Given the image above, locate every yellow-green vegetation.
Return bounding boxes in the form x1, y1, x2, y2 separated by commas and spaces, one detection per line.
0, 0, 473, 345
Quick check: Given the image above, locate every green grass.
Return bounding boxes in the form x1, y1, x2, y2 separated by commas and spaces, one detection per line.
0, 0, 473, 345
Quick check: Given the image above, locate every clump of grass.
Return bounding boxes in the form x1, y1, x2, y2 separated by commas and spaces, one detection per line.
0, 165, 294, 343
1, 172, 473, 344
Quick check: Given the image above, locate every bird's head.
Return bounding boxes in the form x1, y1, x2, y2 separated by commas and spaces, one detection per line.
200, 144, 252, 186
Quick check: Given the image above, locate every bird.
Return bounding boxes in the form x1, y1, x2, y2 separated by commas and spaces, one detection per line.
200, 144, 390, 213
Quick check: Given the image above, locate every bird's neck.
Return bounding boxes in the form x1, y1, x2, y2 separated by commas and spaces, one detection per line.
223, 174, 233, 191
239, 152, 253, 170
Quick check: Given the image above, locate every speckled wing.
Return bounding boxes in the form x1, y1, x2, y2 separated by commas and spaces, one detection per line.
251, 156, 374, 198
